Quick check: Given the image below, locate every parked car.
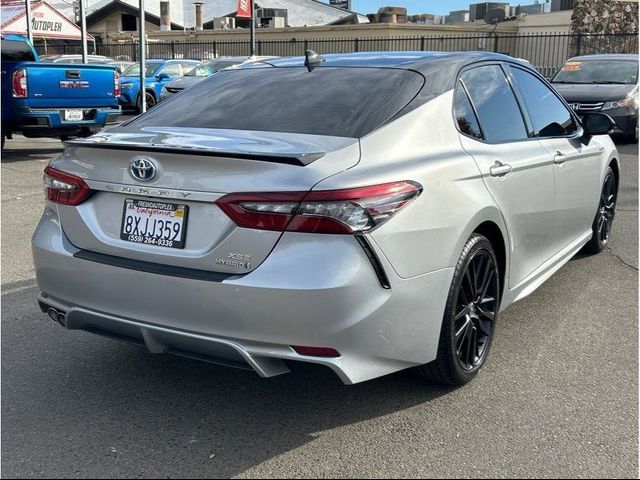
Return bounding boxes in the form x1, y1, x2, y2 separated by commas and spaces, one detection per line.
110, 60, 134, 74
551, 54, 638, 142
118, 59, 200, 111
40, 53, 113, 64
33, 51, 618, 386
1, 35, 121, 148
159, 56, 277, 102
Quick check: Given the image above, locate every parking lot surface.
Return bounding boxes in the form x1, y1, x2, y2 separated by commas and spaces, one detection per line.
1, 135, 638, 478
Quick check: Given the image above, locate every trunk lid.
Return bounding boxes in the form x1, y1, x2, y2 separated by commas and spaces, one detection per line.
51, 126, 360, 274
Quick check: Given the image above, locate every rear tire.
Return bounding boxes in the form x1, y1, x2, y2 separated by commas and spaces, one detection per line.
583, 167, 617, 254
416, 233, 500, 386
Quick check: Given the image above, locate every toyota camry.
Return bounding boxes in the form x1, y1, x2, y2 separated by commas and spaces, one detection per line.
33, 52, 619, 385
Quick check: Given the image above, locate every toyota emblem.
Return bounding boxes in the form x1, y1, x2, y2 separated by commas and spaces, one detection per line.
130, 157, 157, 182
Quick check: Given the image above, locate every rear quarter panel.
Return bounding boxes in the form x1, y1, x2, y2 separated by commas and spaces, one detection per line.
314, 89, 508, 279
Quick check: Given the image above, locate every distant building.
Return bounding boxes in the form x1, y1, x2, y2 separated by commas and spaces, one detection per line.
409, 13, 445, 25
469, 2, 510, 21
367, 6, 408, 23
445, 9, 470, 23
550, 0, 575, 11
516, 2, 546, 14
329, 0, 352, 11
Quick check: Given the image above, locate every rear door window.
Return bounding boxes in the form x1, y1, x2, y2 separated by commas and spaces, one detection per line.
1, 40, 36, 62
460, 65, 528, 143
128, 66, 425, 138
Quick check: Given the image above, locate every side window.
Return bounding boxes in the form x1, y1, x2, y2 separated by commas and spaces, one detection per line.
509, 66, 578, 138
159, 63, 181, 77
181, 62, 197, 75
453, 82, 483, 140
460, 65, 528, 143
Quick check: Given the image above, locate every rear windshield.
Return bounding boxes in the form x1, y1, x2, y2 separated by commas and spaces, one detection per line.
1, 40, 35, 62
552, 60, 638, 84
128, 66, 425, 138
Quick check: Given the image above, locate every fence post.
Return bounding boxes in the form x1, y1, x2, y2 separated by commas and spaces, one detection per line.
420, 36, 425, 51
304, 39, 309, 53
354, 38, 359, 52
575, 32, 582, 56
212, 40, 217, 57
171, 41, 175, 59
493, 33, 499, 53
257, 40, 262, 56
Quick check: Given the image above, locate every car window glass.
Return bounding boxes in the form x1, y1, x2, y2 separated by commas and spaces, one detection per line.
180, 63, 197, 75
1, 40, 36, 61
510, 66, 578, 138
460, 65, 528, 143
453, 82, 483, 140
128, 66, 425, 138
160, 63, 181, 77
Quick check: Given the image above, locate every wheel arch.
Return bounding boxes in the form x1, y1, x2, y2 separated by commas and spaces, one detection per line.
609, 157, 620, 195
473, 221, 507, 303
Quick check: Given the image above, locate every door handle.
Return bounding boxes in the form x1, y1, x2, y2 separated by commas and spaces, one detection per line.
553, 151, 567, 164
490, 161, 512, 177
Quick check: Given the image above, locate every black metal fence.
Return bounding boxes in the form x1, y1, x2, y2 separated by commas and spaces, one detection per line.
37, 32, 638, 78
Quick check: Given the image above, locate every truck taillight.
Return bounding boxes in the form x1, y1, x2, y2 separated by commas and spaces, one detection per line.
114, 70, 120, 97
216, 181, 422, 235
12, 69, 27, 98
43, 166, 92, 206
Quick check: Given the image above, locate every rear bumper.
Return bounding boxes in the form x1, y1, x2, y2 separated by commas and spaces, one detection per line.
32, 207, 453, 384
14, 106, 121, 135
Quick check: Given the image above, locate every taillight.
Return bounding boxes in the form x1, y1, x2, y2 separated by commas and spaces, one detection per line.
43, 166, 92, 206
114, 70, 120, 97
12, 68, 27, 98
216, 181, 422, 234
292, 346, 341, 358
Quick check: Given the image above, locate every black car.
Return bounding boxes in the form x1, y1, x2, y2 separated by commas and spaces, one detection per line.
551, 54, 638, 142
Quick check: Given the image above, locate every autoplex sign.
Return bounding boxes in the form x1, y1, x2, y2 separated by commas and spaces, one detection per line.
1, 0, 93, 40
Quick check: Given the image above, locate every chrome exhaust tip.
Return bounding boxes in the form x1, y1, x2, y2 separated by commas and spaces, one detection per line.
46, 307, 66, 327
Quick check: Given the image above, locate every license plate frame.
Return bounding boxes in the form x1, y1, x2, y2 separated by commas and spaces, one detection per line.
120, 198, 189, 249
64, 109, 84, 122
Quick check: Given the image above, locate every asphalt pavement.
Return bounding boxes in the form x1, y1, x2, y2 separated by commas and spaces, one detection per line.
1, 135, 638, 478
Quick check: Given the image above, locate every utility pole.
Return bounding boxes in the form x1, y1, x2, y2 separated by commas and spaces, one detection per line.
79, 0, 88, 61
25, 0, 33, 44
139, 0, 146, 113
249, 0, 256, 57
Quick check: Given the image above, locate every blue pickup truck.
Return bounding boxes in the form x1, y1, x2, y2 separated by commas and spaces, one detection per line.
1, 35, 121, 149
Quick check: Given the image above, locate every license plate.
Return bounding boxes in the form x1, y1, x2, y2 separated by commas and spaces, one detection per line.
120, 199, 188, 249
64, 109, 83, 121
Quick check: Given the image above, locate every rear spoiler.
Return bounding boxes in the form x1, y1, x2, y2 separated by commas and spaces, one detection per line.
64, 140, 325, 167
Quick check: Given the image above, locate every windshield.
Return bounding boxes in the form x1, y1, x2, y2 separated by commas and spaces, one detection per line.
128, 66, 425, 138
552, 60, 638, 84
122, 62, 162, 77
1, 40, 35, 62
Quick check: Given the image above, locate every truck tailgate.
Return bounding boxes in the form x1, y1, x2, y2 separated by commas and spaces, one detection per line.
20, 62, 117, 108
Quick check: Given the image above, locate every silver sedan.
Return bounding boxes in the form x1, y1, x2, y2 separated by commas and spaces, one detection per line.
33, 52, 619, 386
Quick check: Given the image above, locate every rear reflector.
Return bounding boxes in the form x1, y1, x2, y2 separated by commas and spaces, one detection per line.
217, 181, 422, 234
292, 346, 341, 358
43, 166, 92, 206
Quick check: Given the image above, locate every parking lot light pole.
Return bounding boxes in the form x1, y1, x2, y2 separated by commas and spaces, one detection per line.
139, 0, 146, 113
250, 0, 256, 57
79, 0, 87, 62
24, 0, 33, 44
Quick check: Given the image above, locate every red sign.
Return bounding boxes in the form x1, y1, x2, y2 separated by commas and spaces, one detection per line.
237, 0, 252, 18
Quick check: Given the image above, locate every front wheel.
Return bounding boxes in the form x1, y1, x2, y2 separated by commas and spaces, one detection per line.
583, 167, 617, 254
137, 91, 156, 113
416, 233, 500, 385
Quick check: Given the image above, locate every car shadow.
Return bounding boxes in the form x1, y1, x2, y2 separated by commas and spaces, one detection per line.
1, 146, 64, 163
1, 279, 456, 477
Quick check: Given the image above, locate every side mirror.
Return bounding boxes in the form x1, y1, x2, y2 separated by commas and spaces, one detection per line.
581, 113, 616, 145
156, 72, 170, 81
